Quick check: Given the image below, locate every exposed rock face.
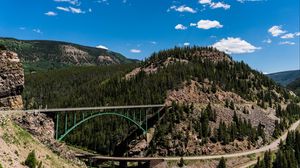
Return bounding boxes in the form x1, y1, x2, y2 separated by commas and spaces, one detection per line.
0, 50, 24, 110
166, 80, 277, 137
13, 113, 83, 163
60, 45, 91, 65
97, 55, 118, 64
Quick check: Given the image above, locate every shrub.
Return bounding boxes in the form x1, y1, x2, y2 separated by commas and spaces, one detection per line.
25, 150, 37, 168
0, 44, 6, 51
177, 157, 185, 167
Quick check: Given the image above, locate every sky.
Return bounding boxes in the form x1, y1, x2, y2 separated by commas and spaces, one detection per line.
0, 0, 299, 73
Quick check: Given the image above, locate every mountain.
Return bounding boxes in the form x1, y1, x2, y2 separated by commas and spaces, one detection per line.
267, 70, 300, 86
287, 77, 300, 96
23, 46, 299, 157
0, 37, 137, 72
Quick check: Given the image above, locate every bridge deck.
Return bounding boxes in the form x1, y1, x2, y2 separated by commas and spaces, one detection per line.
76, 154, 164, 161
0, 104, 165, 113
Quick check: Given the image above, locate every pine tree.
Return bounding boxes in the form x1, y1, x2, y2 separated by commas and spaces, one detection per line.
217, 157, 226, 168
254, 157, 260, 168
264, 150, 272, 168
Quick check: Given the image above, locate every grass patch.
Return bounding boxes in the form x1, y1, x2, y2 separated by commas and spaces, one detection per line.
12, 123, 35, 145
2, 132, 20, 145
247, 153, 256, 160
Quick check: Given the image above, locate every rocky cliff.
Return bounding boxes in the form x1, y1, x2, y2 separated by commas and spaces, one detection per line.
0, 49, 24, 110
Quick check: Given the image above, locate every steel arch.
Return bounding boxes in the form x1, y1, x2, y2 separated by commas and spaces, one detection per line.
57, 112, 146, 141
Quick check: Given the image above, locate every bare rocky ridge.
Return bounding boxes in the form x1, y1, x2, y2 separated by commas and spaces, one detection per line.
97, 55, 119, 64
60, 45, 91, 65
0, 50, 24, 110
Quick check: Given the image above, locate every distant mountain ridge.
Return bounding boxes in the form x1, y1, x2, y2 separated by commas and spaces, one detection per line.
0, 37, 137, 72
267, 70, 300, 86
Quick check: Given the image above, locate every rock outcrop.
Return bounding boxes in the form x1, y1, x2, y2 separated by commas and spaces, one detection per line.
0, 49, 24, 110
13, 113, 81, 162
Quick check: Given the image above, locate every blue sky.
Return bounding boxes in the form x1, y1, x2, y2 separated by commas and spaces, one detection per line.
0, 0, 299, 73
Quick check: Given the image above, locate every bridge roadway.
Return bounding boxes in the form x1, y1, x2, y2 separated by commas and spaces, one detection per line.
0, 104, 165, 114
76, 119, 300, 164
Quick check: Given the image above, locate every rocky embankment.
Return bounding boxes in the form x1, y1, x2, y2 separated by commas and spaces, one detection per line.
0, 47, 85, 167
0, 49, 24, 110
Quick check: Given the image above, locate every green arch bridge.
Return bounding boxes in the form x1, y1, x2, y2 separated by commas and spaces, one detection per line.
33, 105, 165, 141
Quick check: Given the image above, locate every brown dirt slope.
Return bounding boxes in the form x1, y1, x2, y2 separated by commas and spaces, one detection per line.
0, 114, 86, 168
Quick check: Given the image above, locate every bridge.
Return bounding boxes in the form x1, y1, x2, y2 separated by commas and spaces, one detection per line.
4, 104, 165, 141
2, 107, 300, 167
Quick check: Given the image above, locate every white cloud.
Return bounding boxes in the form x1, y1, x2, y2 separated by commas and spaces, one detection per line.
33, 29, 42, 34
199, 0, 230, 10
69, 7, 85, 14
280, 32, 300, 39
88, 8, 92, 12
175, 24, 187, 30
196, 20, 223, 29
45, 11, 57, 16
150, 41, 157, 45
212, 37, 260, 54
281, 33, 295, 39
130, 49, 141, 53
54, 0, 80, 5
56, 6, 85, 14
190, 23, 197, 27
169, 5, 197, 13
279, 41, 295, 45
96, 45, 108, 50
199, 0, 211, 4
263, 39, 272, 44
183, 42, 190, 46
57, 6, 70, 12
268, 26, 286, 37
210, 2, 230, 10
19, 27, 26, 30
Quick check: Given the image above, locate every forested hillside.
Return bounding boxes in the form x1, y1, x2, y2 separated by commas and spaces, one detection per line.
23, 46, 299, 156
0, 37, 136, 73
287, 77, 300, 96
254, 130, 300, 168
267, 70, 300, 86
